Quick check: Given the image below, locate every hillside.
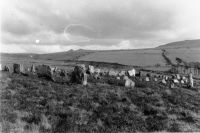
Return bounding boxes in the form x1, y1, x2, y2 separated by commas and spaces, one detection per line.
35, 49, 96, 61
157, 39, 200, 49
79, 40, 200, 66
1, 39, 200, 69
79, 49, 165, 66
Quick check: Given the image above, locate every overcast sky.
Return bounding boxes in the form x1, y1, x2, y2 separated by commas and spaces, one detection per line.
1, 0, 200, 53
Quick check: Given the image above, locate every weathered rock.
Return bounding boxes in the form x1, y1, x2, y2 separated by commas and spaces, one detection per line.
170, 82, 175, 88
116, 76, 120, 80
180, 80, 184, 84
145, 77, 150, 82
51, 69, 70, 83
71, 64, 87, 85
119, 70, 126, 76
83, 73, 87, 86
35, 65, 53, 80
30, 64, 36, 73
123, 76, 135, 88
128, 68, 136, 77
189, 73, 194, 88
162, 78, 167, 84
3, 65, 10, 72
13, 64, 25, 74
176, 74, 181, 80
94, 68, 101, 75
108, 70, 118, 76
0, 64, 2, 71
87, 65, 95, 74
173, 79, 179, 84
100, 68, 109, 76
154, 77, 158, 82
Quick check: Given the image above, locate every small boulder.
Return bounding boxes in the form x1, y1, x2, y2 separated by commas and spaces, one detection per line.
128, 68, 136, 77
108, 70, 118, 77
145, 77, 150, 82
162, 78, 167, 84
124, 76, 135, 88
119, 70, 126, 76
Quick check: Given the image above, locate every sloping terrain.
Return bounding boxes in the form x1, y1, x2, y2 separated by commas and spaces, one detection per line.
79, 49, 165, 66
157, 39, 200, 64
1, 39, 200, 68
1, 49, 95, 62
79, 40, 200, 66
1, 72, 200, 132
163, 48, 200, 64
157, 39, 200, 49
35, 49, 96, 61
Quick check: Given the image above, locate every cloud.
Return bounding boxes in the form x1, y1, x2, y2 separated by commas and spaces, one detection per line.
64, 24, 96, 43
1, 0, 200, 53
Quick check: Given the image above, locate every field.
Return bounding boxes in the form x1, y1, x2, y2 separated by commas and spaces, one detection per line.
1, 68, 200, 132
79, 49, 165, 66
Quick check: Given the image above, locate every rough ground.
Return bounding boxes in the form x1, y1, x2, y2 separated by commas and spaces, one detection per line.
0, 71, 200, 132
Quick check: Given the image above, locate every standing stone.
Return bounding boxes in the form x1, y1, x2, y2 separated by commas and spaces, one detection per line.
13, 64, 25, 74
83, 73, 87, 86
3, 65, 10, 72
176, 74, 181, 80
189, 73, 194, 88
87, 65, 95, 74
71, 64, 87, 85
170, 82, 175, 89
36, 65, 53, 80
162, 78, 167, 84
30, 64, 36, 73
128, 68, 136, 77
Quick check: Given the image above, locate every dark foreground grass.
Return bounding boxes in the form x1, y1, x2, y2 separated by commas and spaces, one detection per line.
0, 72, 200, 132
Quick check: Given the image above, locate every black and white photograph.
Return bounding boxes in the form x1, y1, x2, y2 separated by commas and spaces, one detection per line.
1, 0, 200, 132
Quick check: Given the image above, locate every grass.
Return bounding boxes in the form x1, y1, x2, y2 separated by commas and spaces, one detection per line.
0, 71, 200, 132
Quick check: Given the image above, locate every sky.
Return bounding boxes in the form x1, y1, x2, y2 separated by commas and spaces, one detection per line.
1, 0, 200, 53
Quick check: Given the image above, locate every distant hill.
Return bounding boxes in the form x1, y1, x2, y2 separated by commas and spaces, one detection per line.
1, 39, 200, 68
34, 49, 96, 60
157, 39, 200, 49
1, 49, 96, 61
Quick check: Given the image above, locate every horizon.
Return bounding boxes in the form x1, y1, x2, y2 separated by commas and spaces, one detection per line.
1, 39, 199, 54
1, 0, 200, 53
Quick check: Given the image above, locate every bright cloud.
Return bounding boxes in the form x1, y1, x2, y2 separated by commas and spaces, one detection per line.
1, 0, 200, 53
